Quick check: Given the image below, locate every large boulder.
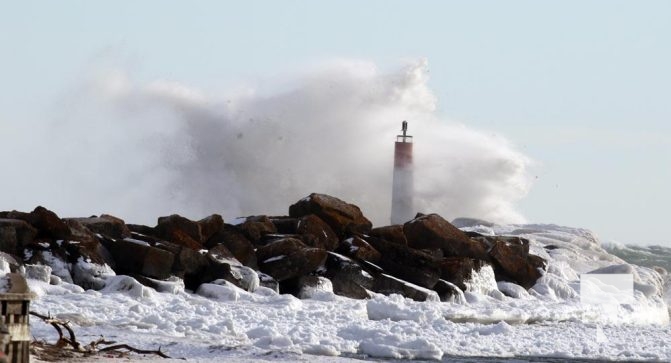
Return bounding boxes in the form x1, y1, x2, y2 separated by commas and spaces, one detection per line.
206, 225, 257, 268
27, 206, 71, 239
63, 219, 114, 267
404, 214, 488, 259
432, 279, 465, 303
289, 193, 372, 238
104, 238, 175, 280
323, 252, 374, 299
369, 225, 408, 245
365, 236, 441, 289
489, 239, 546, 289
205, 245, 259, 292
155, 214, 202, 250
236, 216, 277, 244
269, 217, 299, 234
335, 236, 381, 264
0, 218, 38, 254
296, 215, 339, 251
256, 238, 327, 282
371, 273, 440, 302
66, 214, 131, 239
198, 214, 224, 242
439, 257, 489, 291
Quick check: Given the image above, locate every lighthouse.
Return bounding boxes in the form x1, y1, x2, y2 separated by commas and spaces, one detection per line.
391, 121, 414, 224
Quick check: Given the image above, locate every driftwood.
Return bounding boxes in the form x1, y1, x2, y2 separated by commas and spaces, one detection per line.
30, 311, 173, 359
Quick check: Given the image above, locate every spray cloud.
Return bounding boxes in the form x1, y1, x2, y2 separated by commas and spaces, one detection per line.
1, 59, 532, 226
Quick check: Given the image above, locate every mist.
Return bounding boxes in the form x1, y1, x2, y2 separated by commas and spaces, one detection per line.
1, 59, 532, 226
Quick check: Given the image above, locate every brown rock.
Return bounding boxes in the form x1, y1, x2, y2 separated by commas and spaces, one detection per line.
0, 218, 38, 254
141, 246, 175, 279
335, 236, 381, 263
67, 214, 131, 239
104, 238, 175, 280
432, 279, 465, 302
289, 193, 372, 238
256, 237, 306, 262
323, 252, 374, 299
296, 214, 339, 250
489, 239, 546, 289
404, 214, 488, 259
439, 257, 489, 290
256, 238, 326, 281
127, 224, 156, 236
365, 236, 441, 289
369, 225, 408, 245
269, 217, 299, 234
206, 225, 257, 268
371, 273, 438, 302
155, 214, 203, 249
198, 214, 224, 242
63, 219, 111, 266
27, 206, 71, 239
237, 216, 277, 244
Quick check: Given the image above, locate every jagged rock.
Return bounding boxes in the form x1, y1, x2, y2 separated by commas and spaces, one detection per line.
256, 237, 306, 261
289, 193, 372, 238
155, 214, 203, 249
404, 214, 488, 259
175, 246, 209, 289
371, 273, 440, 302
127, 224, 156, 236
237, 216, 277, 244
198, 214, 224, 242
0, 218, 37, 254
129, 231, 162, 244
269, 217, 299, 234
27, 206, 71, 239
205, 225, 257, 268
141, 246, 175, 280
104, 238, 175, 280
323, 252, 373, 299
63, 219, 112, 267
432, 279, 465, 303
296, 214, 339, 250
365, 236, 441, 289
256, 238, 327, 281
440, 257, 489, 291
489, 239, 546, 289
336, 236, 381, 263
369, 225, 408, 245
199, 245, 260, 292
66, 214, 131, 239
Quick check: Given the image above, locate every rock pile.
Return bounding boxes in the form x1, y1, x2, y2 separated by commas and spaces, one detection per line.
0, 193, 546, 301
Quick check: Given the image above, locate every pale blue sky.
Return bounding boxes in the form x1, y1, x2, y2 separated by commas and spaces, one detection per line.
1, 1, 670, 245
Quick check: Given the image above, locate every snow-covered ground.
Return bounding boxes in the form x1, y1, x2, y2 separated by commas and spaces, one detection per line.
27, 223, 671, 362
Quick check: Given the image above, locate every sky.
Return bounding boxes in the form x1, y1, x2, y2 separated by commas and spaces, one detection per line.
1, 1, 669, 246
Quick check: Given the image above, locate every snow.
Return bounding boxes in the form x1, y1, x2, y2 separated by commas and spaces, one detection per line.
21, 223, 671, 362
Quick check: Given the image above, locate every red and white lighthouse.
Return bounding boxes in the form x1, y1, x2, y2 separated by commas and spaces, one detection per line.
391, 121, 414, 224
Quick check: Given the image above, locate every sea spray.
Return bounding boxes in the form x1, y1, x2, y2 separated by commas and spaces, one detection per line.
1, 59, 532, 226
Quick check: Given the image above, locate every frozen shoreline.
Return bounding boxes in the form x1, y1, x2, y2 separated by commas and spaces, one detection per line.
26, 222, 671, 362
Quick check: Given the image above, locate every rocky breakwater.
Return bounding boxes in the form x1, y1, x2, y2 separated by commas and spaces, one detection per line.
0, 193, 546, 302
